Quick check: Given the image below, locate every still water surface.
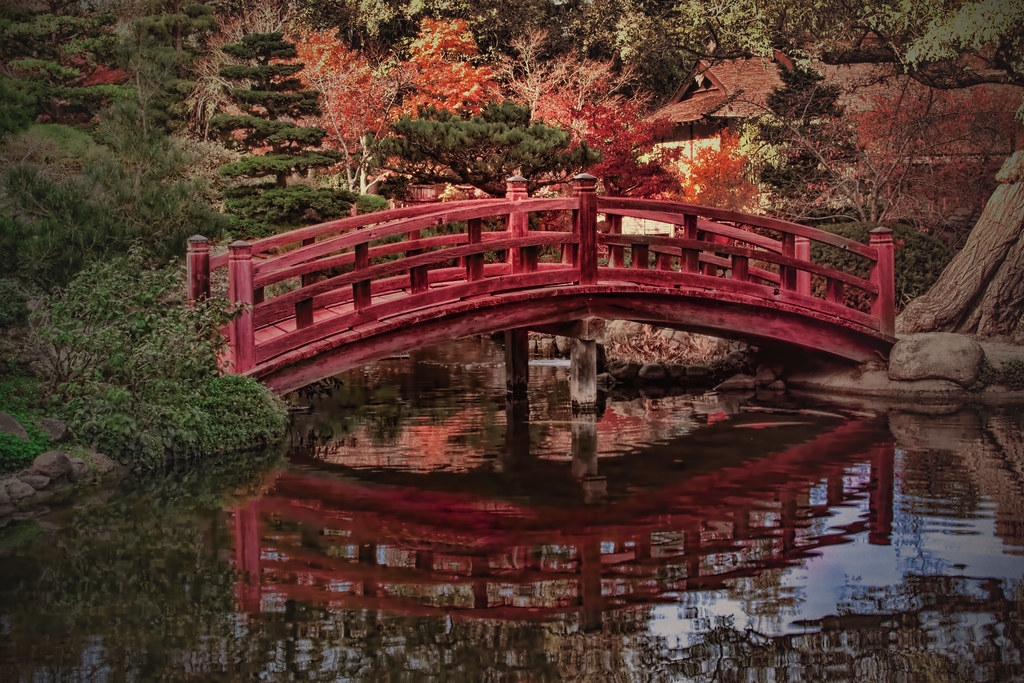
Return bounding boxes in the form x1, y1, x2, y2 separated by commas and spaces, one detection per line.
2, 338, 1024, 681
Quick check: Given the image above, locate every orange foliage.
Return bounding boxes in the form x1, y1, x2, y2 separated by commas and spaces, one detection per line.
290, 27, 407, 190
403, 18, 497, 115
675, 130, 760, 211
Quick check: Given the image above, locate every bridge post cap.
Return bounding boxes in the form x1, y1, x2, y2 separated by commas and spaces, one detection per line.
573, 173, 597, 181
869, 226, 894, 244
506, 175, 528, 183
188, 234, 209, 244
228, 240, 253, 255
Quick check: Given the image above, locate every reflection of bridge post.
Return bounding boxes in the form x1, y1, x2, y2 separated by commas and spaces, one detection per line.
869, 441, 895, 545
571, 414, 606, 503
579, 535, 603, 631
780, 488, 798, 552
359, 543, 378, 596
233, 500, 262, 613
471, 556, 490, 609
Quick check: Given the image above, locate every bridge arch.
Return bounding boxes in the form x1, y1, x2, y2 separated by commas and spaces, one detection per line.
188, 175, 895, 394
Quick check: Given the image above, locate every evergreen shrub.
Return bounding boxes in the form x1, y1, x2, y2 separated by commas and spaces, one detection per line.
35, 254, 287, 470
810, 222, 951, 311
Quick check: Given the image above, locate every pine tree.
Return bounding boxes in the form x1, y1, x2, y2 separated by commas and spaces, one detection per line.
211, 32, 351, 237
379, 101, 598, 197
119, 2, 217, 133
756, 65, 855, 218
0, 7, 128, 125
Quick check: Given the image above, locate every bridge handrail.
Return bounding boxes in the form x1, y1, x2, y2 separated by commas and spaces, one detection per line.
598, 197, 876, 258
185, 174, 895, 375
207, 198, 511, 271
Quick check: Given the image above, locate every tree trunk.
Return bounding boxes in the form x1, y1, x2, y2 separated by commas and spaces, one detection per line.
896, 151, 1024, 339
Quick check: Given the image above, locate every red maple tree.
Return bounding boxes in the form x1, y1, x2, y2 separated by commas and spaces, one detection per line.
402, 18, 497, 116
290, 27, 409, 192
675, 129, 760, 211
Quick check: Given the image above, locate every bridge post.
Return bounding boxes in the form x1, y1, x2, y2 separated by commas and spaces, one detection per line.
869, 227, 896, 336
505, 328, 530, 401
506, 175, 529, 272
186, 235, 210, 303
573, 174, 598, 284
228, 241, 256, 373
795, 236, 811, 295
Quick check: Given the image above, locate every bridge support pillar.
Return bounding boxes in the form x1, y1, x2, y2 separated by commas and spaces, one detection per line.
570, 338, 598, 412
505, 328, 530, 401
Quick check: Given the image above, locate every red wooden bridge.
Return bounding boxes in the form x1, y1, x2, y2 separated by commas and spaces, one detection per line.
188, 175, 896, 395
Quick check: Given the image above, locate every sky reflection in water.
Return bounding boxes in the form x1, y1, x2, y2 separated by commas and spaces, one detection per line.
2, 339, 1023, 680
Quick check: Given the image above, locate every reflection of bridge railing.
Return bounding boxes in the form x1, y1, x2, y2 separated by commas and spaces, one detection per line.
232, 419, 895, 621
188, 176, 895, 394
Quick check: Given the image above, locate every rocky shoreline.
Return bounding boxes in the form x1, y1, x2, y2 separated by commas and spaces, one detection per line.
0, 414, 124, 524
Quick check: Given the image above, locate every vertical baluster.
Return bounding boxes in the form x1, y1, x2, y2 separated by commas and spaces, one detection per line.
466, 217, 483, 281
186, 235, 210, 303
781, 233, 796, 290
506, 175, 528, 272
681, 215, 699, 272
632, 243, 650, 269
732, 254, 749, 282
228, 240, 255, 372
870, 227, 895, 336
353, 242, 371, 310
608, 214, 624, 268
574, 174, 598, 284
795, 236, 811, 295
827, 278, 845, 305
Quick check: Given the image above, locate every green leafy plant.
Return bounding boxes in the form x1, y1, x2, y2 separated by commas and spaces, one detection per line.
34, 253, 287, 470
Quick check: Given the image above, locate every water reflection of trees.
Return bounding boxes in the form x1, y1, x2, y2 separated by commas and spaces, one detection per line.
3, 399, 1024, 679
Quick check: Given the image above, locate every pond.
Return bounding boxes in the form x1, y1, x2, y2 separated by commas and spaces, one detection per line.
1, 338, 1023, 681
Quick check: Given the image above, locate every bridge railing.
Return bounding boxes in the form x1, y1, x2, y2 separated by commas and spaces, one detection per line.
187, 174, 894, 374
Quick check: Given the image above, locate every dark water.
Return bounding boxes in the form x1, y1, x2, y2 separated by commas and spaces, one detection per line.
2, 339, 1024, 681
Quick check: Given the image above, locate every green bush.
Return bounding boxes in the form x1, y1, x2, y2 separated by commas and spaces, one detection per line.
355, 193, 390, 214
0, 369, 50, 472
0, 422, 49, 472
194, 374, 288, 453
811, 222, 952, 311
35, 254, 287, 470
0, 278, 29, 329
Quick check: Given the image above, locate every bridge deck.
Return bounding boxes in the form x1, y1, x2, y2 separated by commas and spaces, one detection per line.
187, 175, 896, 394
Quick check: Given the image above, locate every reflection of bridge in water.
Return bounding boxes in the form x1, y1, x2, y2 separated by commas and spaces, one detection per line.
232, 416, 895, 625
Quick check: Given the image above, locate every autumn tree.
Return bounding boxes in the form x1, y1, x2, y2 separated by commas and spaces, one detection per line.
401, 17, 497, 116
676, 129, 760, 211
574, 97, 680, 197
290, 27, 408, 192
211, 32, 351, 237
377, 100, 598, 196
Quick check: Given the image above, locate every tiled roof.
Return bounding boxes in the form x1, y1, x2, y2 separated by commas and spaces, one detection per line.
651, 57, 787, 123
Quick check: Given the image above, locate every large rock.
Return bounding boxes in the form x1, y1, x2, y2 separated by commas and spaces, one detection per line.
888, 333, 984, 387
0, 411, 28, 441
5, 479, 35, 502
31, 450, 72, 479
637, 363, 667, 382
19, 474, 50, 490
68, 457, 92, 483
35, 418, 70, 442
607, 360, 640, 382
716, 373, 756, 391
